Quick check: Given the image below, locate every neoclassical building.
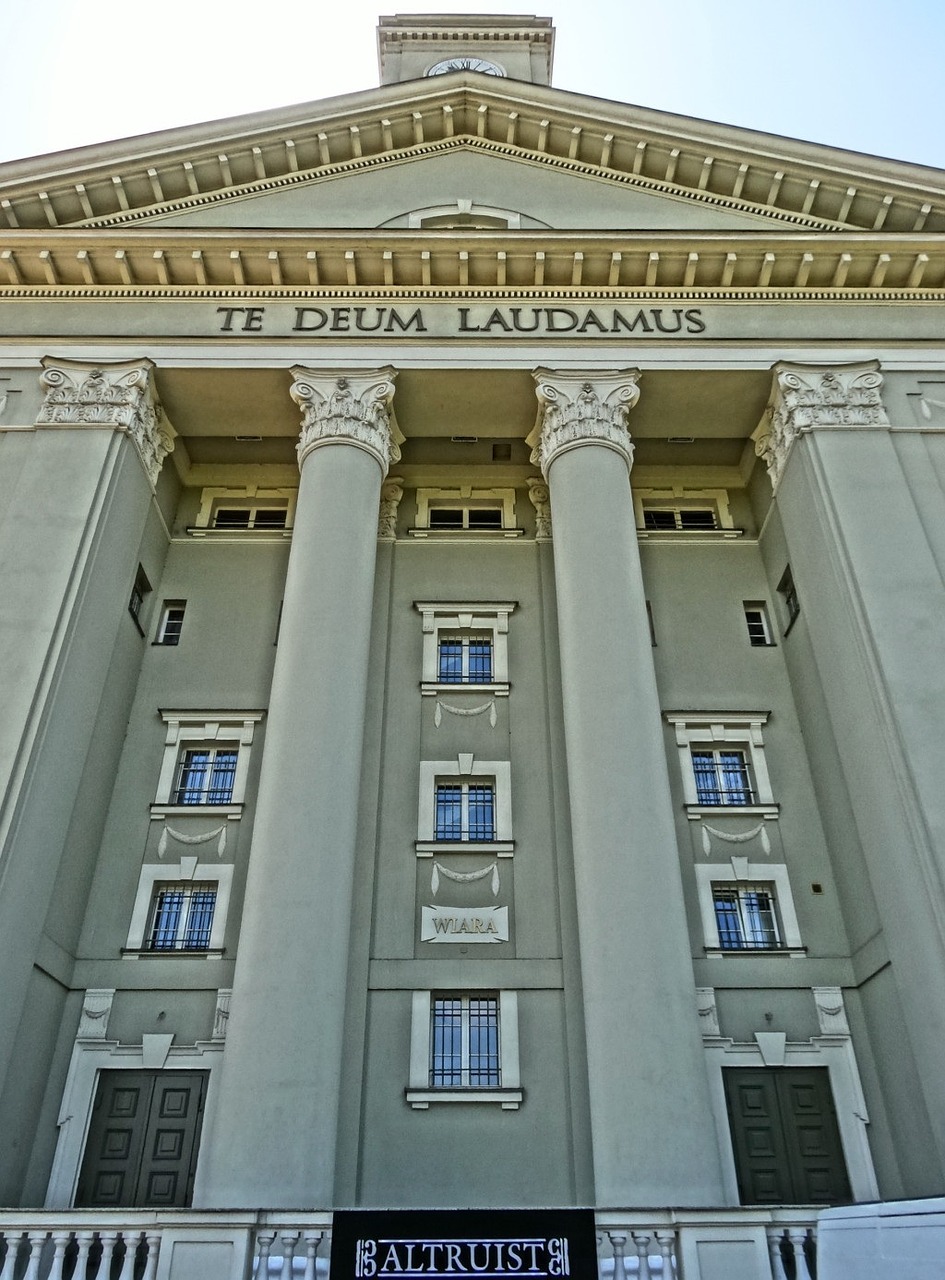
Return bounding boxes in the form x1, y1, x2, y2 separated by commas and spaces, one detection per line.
1, 13, 944, 1280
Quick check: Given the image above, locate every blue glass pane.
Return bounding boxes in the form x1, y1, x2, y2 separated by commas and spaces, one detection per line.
435, 786, 462, 840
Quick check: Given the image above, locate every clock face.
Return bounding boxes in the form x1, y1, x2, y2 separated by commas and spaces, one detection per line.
426, 57, 506, 77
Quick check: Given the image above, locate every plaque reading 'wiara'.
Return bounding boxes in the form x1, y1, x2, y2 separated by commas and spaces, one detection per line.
331, 1209, 598, 1280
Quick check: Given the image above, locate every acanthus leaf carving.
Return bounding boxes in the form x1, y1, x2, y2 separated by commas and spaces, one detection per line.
377, 476, 404, 539
290, 365, 400, 475
528, 367, 641, 477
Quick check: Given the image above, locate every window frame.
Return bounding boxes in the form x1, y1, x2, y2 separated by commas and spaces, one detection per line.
665, 712, 777, 818
417, 757, 512, 854
415, 602, 515, 696
155, 600, 186, 646
635, 487, 739, 538
412, 488, 521, 538
125, 859, 233, 956
434, 780, 496, 842
778, 565, 801, 634
743, 601, 774, 647
407, 990, 521, 1109
695, 862, 802, 955
151, 711, 264, 818
437, 633, 494, 685
146, 881, 219, 952
190, 486, 297, 537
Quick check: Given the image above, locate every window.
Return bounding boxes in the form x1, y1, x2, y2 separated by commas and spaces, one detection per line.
692, 749, 754, 806
643, 506, 717, 531
128, 565, 151, 631
430, 995, 500, 1087
155, 601, 186, 646
415, 603, 515, 694
412, 488, 520, 537
152, 711, 264, 816
778, 566, 800, 632
147, 883, 217, 951
665, 713, 777, 816
438, 635, 493, 684
407, 990, 521, 1108
435, 782, 495, 841
635, 487, 738, 537
712, 883, 782, 950
212, 505, 287, 530
417, 757, 512, 853
173, 746, 238, 806
191, 486, 296, 536
744, 602, 774, 646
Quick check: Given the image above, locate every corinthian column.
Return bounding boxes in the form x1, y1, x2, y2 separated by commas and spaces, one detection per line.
197, 368, 397, 1209
530, 368, 726, 1206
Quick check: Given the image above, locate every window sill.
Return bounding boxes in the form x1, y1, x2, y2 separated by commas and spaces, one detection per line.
408, 528, 525, 539
406, 1088, 523, 1110
637, 528, 743, 541
686, 804, 779, 820
421, 682, 510, 697
704, 946, 807, 958
150, 804, 243, 820
187, 526, 292, 538
121, 948, 226, 959
416, 841, 514, 858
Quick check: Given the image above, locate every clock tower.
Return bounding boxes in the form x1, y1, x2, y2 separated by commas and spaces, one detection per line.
377, 14, 555, 86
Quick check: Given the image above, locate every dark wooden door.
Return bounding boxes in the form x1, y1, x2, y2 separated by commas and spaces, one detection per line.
723, 1067, 851, 1205
76, 1070, 208, 1207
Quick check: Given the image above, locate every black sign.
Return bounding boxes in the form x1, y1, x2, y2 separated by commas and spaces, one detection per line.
330, 1210, 598, 1280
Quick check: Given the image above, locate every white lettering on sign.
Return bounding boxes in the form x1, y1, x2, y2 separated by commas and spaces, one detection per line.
420, 905, 509, 943
355, 1237, 570, 1278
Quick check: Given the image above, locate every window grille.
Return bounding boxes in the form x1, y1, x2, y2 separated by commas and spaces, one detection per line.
428, 505, 503, 530
435, 783, 495, 841
712, 883, 782, 950
156, 601, 186, 645
147, 883, 217, 951
437, 635, 493, 683
778, 566, 800, 629
173, 747, 239, 805
128, 565, 150, 624
642, 506, 718, 531
213, 505, 287, 530
692, 749, 754, 805
430, 995, 500, 1087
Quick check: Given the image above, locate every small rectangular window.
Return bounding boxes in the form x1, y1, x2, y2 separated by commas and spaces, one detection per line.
712, 883, 782, 950
778, 566, 800, 631
156, 601, 186, 646
646, 602, 657, 646
744, 602, 773, 647
430, 995, 500, 1087
147, 882, 217, 951
212, 504, 287, 530
642, 505, 718, 531
435, 782, 495, 841
692, 749, 754, 806
128, 565, 150, 629
437, 635, 493, 684
173, 747, 239, 806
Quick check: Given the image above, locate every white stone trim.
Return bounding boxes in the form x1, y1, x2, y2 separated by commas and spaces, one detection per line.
694, 862, 803, 954
153, 711, 264, 810
192, 486, 297, 531
45, 1017, 226, 1209
664, 712, 776, 813
406, 990, 521, 1109
124, 860, 234, 953
702, 1029, 879, 1204
634, 486, 735, 531
417, 757, 512, 852
415, 601, 515, 694
405, 201, 521, 229
412, 487, 519, 534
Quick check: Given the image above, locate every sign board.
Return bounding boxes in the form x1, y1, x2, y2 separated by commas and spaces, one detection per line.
330, 1209, 598, 1280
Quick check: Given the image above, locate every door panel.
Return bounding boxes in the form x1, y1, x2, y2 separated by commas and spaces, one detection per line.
76, 1070, 208, 1207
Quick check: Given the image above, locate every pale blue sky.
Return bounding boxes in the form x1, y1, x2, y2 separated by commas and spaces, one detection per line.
1, 0, 943, 170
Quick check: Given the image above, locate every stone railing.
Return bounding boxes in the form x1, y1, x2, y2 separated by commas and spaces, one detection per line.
0, 1208, 816, 1280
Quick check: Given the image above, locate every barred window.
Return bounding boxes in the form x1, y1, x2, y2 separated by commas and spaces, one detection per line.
712, 883, 782, 950
435, 783, 495, 841
173, 747, 239, 806
437, 635, 493, 684
642, 505, 717, 531
430, 995, 500, 1087
147, 883, 217, 951
692, 749, 754, 806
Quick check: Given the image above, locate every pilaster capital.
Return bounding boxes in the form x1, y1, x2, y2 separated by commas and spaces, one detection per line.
377, 476, 405, 540
36, 357, 175, 486
752, 359, 889, 488
528, 367, 641, 477
290, 366, 401, 475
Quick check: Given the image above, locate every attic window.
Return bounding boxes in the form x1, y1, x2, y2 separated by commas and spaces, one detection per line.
406, 203, 522, 230
419, 213, 511, 230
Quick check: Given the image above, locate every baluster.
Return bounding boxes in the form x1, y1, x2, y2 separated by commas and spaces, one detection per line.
73, 1231, 95, 1280
117, 1231, 141, 1280
47, 1231, 72, 1280
281, 1232, 300, 1277
631, 1232, 652, 1280
23, 1232, 48, 1280
786, 1230, 809, 1280
256, 1230, 277, 1278
607, 1232, 628, 1280
142, 1232, 163, 1280
302, 1232, 323, 1280
0, 1231, 23, 1280
97, 1231, 119, 1280
765, 1228, 788, 1280
654, 1232, 676, 1279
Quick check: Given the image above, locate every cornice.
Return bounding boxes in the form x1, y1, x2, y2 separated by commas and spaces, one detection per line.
1, 82, 944, 235
1, 230, 943, 296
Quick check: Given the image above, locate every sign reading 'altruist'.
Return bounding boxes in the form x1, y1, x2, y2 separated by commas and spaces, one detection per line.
330, 1210, 598, 1280
215, 304, 707, 336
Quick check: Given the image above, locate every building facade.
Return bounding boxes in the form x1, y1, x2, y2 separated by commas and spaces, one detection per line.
1, 13, 945, 1279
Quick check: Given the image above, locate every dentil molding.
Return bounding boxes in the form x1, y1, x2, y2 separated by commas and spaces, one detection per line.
529, 367, 641, 477
290, 365, 401, 474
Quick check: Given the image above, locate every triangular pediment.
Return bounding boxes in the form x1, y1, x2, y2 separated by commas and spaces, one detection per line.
2, 77, 944, 235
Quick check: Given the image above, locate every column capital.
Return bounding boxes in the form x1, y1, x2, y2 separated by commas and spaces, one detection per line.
36, 357, 175, 486
752, 359, 889, 488
528, 367, 641, 477
290, 366, 401, 475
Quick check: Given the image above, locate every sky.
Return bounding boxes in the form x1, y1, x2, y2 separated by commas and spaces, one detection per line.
1, 0, 944, 171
